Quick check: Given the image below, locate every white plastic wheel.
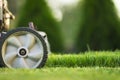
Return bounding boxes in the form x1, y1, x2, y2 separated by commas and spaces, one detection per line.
0, 28, 48, 68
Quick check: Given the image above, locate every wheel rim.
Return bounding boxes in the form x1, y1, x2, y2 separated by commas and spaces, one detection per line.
2, 31, 44, 68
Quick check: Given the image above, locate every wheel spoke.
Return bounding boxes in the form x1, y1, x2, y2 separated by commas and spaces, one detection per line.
28, 52, 43, 61
7, 36, 21, 48
4, 52, 17, 65
12, 58, 29, 68
17, 35, 27, 46
28, 44, 43, 61
6, 45, 18, 54
25, 34, 35, 49
25, 58, 36, 68
30, 42, 43, 53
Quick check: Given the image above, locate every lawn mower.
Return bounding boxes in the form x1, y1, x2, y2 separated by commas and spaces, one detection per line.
0, 0, 49, 69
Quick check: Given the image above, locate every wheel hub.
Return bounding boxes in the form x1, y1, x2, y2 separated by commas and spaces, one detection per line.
17, 47, 28, 57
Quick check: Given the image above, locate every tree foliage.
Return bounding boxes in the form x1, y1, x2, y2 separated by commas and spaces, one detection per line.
76, 0, 120, 52
16, 0, 64, 52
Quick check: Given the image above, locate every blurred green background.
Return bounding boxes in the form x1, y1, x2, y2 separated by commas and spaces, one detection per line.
8, 0, 120, 53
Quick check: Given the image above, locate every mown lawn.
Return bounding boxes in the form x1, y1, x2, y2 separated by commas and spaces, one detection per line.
0, 67, 120, 80
0, 51, 120, 80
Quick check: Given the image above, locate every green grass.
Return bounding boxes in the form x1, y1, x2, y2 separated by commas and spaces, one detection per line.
0, 67, 120, 80
46, 51, 120, 67
0, 51, 120, 80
